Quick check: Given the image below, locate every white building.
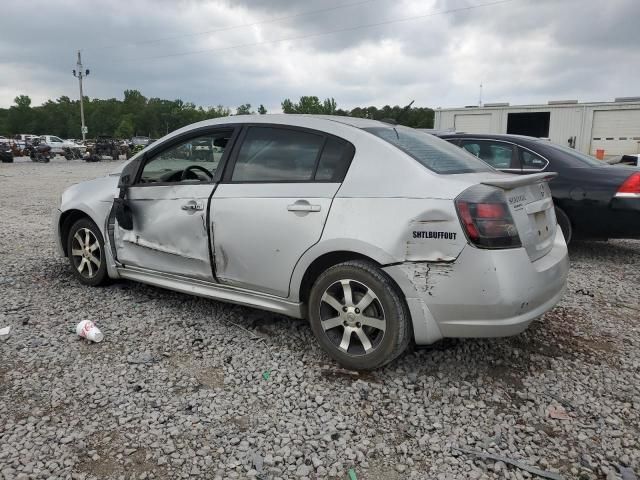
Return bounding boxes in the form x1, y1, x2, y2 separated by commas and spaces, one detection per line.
433, 98, 640, 158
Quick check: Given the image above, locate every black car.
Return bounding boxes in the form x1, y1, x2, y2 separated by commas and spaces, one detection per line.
438, 133, 640, 243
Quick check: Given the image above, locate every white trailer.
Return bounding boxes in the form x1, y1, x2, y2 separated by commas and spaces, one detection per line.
433, 98, 640, 159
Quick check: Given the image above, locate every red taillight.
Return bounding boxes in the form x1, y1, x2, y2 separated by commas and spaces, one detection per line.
457, 201, 479, 240
616, 172, 640, 197
455, 185, 521, 249
476, 203, 506, 218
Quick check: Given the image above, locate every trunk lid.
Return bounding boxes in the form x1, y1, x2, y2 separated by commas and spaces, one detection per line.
482, 173, 558, 262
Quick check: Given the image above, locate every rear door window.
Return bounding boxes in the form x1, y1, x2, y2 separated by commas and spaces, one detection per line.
231, 127, 355, 182
363, 127, 492, 174
519, 148, 549, 171
459, 140, 517, 170
315, 137, 355, 181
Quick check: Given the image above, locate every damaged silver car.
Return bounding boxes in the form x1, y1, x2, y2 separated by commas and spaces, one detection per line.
54, 115, 568, 369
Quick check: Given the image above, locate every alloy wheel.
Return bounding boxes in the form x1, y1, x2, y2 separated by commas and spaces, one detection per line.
70, 227, 101, 279
319, 279, 386, 356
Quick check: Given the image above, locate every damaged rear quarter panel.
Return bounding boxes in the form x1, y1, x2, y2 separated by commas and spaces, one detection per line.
321, 197, 466, 263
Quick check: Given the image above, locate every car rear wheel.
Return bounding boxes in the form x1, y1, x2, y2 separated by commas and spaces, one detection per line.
555, 207, 572, 244
308, 260, 411, 370
67, 218, 108, 286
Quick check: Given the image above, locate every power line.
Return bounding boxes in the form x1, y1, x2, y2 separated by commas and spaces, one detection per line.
89, 0, 383, 51
111, 0, 517, 63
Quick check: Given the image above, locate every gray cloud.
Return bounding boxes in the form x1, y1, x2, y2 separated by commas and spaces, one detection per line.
0, 0, 638, 112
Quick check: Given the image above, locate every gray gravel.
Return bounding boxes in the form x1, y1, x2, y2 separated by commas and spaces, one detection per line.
1, 157, 639, 480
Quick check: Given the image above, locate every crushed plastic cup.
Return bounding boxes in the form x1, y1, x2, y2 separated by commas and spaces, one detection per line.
76, 320, 104, 343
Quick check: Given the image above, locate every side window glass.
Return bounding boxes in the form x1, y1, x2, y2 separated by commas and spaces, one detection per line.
520, 149, 548, 171
315, 137, 354, 182
232, 127, 324, 182
461, 140, 514, 169
139, 131, 231, 184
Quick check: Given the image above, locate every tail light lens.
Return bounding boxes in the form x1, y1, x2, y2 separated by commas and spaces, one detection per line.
616, 172, 640, 197
455, 185, 521, 249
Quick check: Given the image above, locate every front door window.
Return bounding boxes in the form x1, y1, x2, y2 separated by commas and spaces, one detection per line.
139, 131, 232, 184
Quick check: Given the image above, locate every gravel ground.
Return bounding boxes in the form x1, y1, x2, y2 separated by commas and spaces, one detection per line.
1, 157, 639, 480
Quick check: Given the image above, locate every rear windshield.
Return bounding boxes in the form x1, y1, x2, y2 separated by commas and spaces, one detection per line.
363, 126, 493, 174
546, 142, 606, 167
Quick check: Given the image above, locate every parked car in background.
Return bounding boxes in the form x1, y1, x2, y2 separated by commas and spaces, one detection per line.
607, 154, 640, 168
12, 134, 38, 149
0, 143, 13, 163
54, 115, 568, 369
89, 135, 121, 160
129, 136, 152, 156
438, 133, 640, 243
40, 135, 86, 156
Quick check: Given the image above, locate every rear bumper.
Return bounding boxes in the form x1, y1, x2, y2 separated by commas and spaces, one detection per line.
383, 229, 568, 344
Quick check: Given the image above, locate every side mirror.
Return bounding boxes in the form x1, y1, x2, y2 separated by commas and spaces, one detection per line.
114, 155, 143, 231
113, 198, 133, 230
118, 155, 143, 189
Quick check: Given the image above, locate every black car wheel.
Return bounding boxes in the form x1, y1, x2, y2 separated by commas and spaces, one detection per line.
67, 218, 109, 286
308, 260, 411, 370
555, 207, 572, 244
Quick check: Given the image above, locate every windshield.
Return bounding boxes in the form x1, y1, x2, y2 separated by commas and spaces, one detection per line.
363, 126, 493, 174
547, 142, 605, 167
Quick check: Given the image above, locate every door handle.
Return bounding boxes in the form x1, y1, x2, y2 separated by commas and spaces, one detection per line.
287, 201, 321, 213
181, 201, 204, 211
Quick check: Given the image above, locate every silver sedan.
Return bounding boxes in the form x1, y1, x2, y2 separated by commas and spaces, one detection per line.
54, 115, 568, 369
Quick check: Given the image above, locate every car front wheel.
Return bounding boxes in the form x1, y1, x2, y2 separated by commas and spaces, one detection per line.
308, 260, 411, 370
67, 218, 108, 286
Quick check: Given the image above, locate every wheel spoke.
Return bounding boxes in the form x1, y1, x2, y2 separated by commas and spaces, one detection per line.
86, 260, 94, 277
356, 289, 376, 311
321, 292, 344, 313
321, 316, 343, 331
339, 328, 352, 352
77, 258, 87, 273
74, 232, 85, 249
355, 328, 373, 352
88, 253, 101, 268
84, 230, 90, 248
341, 280, 353, 307
361, 316, 386, 332
71, 248, 84, 257
89, 242, 100, 252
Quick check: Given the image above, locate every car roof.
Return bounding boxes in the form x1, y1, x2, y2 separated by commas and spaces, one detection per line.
438, 132, 545, 143
173, 114, 390, 131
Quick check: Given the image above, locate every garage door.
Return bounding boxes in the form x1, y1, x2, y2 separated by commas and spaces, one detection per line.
590, 109, 640, 157
454, 114, 492, 133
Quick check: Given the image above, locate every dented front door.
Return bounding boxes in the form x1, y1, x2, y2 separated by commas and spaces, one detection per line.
114, 184, 215, 281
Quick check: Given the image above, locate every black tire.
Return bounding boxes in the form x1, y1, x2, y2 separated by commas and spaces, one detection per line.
308, 260, 411, 370
555, 207, 572, 244
67, 218, 109, 286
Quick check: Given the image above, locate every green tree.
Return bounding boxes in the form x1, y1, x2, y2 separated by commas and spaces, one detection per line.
281, 98, 295, 114
114, 114, 135, 138
6, 95, 34, 134
281, 96, 338, 114
258, 104, 267, 115
235, 103, 253, 115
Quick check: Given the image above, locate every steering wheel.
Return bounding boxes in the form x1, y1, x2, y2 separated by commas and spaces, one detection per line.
180, 165, 213, 181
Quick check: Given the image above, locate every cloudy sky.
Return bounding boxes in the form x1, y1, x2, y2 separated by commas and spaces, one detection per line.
1, 0, 639, 111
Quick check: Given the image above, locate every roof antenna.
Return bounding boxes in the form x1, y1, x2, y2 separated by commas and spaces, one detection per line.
394, 99, 415, 124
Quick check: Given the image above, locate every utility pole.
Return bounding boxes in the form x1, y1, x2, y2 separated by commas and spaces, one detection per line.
72, 51, 90, 141
478, 82, 483, 107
